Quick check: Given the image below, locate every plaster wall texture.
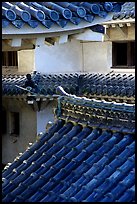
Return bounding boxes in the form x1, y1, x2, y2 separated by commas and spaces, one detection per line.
37, 101, 56, 134
34, 39, 83, 74
18, 49, 35, 73
82, 41, 112, 73
2, 99, 37, 164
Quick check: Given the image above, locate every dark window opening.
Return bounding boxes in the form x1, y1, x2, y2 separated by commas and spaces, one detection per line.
116, 43, 127, 65
127, 41, 135, 66
10, 112, 20, 136
2, 108, 7, 134
2, 163, 6, 170
112, 41, 135, 68
2, 51, 18, 67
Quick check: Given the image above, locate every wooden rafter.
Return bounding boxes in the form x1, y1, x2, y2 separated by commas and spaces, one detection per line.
116, 24, 128, 38
104, 27, 110, 40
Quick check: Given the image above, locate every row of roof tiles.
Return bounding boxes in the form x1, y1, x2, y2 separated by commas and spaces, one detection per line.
55, 88, 135, 135
80, 72, 135, 99
55, 90, 135, 130
112, 2, 135, 20
2, 2, 124, 29
2, 119, 135, 202
2, 72, 135, 102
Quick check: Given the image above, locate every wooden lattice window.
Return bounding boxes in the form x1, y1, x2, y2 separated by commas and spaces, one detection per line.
2, 51, 18, 67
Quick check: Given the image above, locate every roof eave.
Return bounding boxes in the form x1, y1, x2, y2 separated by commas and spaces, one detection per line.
102, 18, 135, 25
2, 13, 113, 36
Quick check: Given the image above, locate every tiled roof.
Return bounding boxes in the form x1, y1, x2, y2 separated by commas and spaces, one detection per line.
2, 2, 124, 29
55, 89, 135, 134
2, 96, 135, 202
113, 2, 135, 20
2, 72, 79, 96
79, 72, 135, 102
2, 72, 135, 103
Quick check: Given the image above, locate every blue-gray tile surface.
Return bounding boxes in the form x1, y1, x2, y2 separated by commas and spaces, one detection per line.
2, 2, 124, 29
2, 118, 135, 202
2, 92, 135, 202
2, 72, 135, 103
113, 2, 135, 20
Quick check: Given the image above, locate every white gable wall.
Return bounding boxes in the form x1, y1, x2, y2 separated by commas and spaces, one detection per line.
34, 36, 112, 74
35, 38, 83, 74
2, 98, 37, 164
82, 41, 112, 73
37, 101, 56, 134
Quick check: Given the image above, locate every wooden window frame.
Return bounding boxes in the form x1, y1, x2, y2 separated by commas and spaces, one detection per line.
2, 51, 18, 68
9, 112, 20, 136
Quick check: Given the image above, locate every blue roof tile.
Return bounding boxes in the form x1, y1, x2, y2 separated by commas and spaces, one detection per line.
2, 94, 135, 202
2, 72, 135, 104
12, 19, 25, 29
101, 170, 134, 201
3, 123, 135, 202
117, 185, 135, 202
2, 2, 124, 29
113, 2, 135, 20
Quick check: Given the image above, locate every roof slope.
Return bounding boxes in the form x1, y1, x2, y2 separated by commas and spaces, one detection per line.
113, 2, 135, 20
2, 95, 135, 202
2, 2, 124, 29
2, 72, 135, 103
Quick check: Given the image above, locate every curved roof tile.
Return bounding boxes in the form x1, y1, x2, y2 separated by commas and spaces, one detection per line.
2, 118, 135, 202
2, 91, 135, 202
113, 2, 135, 20
2, 72, 135, 103
2, 2, 124, 29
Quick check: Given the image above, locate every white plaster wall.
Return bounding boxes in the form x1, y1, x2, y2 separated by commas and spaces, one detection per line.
82, 41, 112, 73
18, 49, 35, 73
35, 38, 83, 74
2, 98, 37, 164
37, 101, 56, 134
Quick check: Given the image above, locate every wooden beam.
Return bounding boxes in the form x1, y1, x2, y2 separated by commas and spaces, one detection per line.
44, 38, 55, 46
102, 18, 135, 25
119, 23, 124, 27
116, 25, 128, 38
111, 24, 116, 28
126, 22, 131, 27
27, 100, 34, 104
3, 39, 12, 46
33, 101, 39, 111
22, 38, 36, 46
104, 28, 110, 40
105, 24, 110, 29
36, 98, 40, 101
2, 39, 35, 51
